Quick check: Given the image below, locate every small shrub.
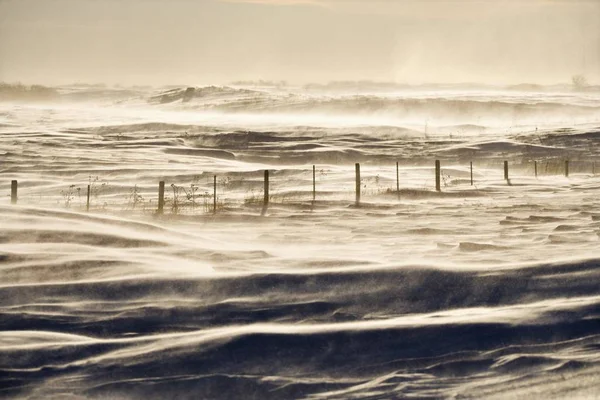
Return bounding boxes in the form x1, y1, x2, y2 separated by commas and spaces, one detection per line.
60, 185, 79, 208
182, 184, 198, 210
442, 171, 451, 187
127, 185, 144, 210
171, 184, 181, 214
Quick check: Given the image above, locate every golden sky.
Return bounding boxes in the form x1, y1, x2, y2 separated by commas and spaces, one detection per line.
0, 0, 598, 85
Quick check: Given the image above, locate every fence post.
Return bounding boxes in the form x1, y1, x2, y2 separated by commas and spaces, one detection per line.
312, 165, 316, 202
565, 160, 569, 177
534, 160, 538, 178
355, 163, 361, 205
470, 161, 473, 186
10, 180, 17, 205
157, 181, 165, 214
435, 160, 441, 192
504, 161, 509, 183
261, 170, 269, 216
86, 184, 91, 211
213, 175, 217, 214
593, 162, 596, 175
396, 162, 400, 198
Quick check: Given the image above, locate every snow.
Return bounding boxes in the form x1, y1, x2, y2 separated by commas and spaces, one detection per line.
1, 85, 600, 399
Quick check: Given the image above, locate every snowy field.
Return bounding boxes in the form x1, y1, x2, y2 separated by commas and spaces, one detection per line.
1, 85, 600, 399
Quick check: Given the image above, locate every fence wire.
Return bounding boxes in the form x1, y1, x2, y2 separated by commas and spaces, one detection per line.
5, 158, 599, 215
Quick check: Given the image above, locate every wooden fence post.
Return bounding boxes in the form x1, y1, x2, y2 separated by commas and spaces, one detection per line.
10, 180, 17, 205
86, 184, 91, 211
534, 160, 538, 178
157, 181, 165, 214
261, 170, 269, 216
355, 163, 361, 205
504, 161, 509, 183
470, 161, 473, 186
312, 165, 316, 202
213, 175, 217, 214
435, 160, 441, 192
565, 160, 569, 177
396, 162, 400, 197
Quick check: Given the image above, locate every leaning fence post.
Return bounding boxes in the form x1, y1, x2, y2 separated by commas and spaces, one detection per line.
312, 165, 316, 202
504, 161, 509, 183
355, 163, 361, 205
565, 160, 569, 177
11, 180, 17, 205
534, 160, 538, 178
261, 170, 269, 216
86, 184, 91, 212
470, 161, 473, 186
157, 181, 165, 214
435, 160, 441, 192
213, 175, 217, 214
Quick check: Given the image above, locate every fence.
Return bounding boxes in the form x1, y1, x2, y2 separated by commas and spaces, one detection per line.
4, 158, 599, 216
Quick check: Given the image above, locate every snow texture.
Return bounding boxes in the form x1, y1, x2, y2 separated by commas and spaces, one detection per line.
1, 84, 600, 399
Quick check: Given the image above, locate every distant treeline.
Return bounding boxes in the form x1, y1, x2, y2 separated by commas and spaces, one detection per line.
230, 80, 288, 87
0, 82, 59, 100
303, 80, 600, 93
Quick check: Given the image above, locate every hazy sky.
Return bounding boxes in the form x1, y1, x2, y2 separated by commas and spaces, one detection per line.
1, 0, 599, 85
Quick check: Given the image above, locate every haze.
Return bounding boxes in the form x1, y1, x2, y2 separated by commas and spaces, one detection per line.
0, 0, 599, 86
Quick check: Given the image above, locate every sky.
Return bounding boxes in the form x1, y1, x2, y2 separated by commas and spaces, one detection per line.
0, 0, 599, 86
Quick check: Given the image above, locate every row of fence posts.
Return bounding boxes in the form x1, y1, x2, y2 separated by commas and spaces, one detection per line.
5, 159, 592, 212
133, 158, 586, 214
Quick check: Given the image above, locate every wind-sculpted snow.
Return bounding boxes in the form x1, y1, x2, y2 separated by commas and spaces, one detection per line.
144, 85, 600, 129
1, 86, 600, 398
1, 202, 600, 399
